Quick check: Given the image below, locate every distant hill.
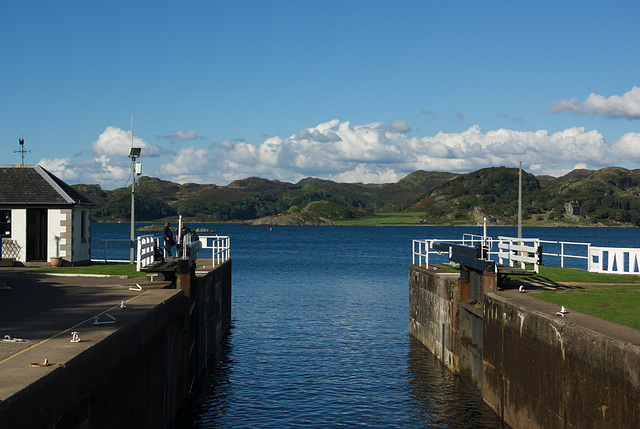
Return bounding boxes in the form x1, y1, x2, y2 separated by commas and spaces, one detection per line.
73, 167, 640, 226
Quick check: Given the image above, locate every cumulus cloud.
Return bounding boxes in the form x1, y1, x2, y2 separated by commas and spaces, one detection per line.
37, 119, 640, 189
328, 164, 401, 183
549, 86, 640, 119
206, 120, 620, 185
39, 155, 131, 189
611, 132, 640, 161
158, 146, 212, 180
92, 126, 162, 157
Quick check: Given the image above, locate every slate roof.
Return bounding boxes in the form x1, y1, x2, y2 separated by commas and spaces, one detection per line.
0, 165, 94, 206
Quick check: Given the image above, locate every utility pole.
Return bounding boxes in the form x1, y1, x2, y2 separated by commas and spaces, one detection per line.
518, 161, 522, 240
129, 115, 141, 264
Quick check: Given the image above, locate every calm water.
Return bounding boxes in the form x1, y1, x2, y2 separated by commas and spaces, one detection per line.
92, 223, 638, 428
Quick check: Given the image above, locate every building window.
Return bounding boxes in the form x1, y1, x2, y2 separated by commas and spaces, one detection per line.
0, 210, 11, 238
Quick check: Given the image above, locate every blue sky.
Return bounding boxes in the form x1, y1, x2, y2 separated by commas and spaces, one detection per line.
2, 1, 639, 189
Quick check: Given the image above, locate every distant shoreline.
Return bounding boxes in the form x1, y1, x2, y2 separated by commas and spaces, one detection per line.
93, 220, 637, 228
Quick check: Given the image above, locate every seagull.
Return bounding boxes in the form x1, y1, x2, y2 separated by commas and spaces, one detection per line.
519, 285, 525, 293
120, 300, 127, 309
555, 312, 565, 317
560, 306, 568, 314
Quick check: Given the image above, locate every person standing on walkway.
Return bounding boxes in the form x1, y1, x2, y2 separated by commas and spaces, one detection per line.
163, 222, 176, 258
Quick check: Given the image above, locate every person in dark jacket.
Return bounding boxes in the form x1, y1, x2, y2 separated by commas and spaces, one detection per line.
163, 222, 176, 258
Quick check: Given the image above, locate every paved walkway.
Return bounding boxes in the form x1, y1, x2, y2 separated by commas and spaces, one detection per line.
0, 267, 180, 401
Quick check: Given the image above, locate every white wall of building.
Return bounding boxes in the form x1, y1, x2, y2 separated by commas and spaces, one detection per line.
48, 209, 67, 258
5, 207, 91, 263
72, 208, 91, 262
10, 209, 27, 262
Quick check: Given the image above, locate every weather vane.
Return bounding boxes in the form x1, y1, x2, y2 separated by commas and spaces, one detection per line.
14, 135, 31, 166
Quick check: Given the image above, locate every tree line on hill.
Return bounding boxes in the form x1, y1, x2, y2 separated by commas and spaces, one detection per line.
72, 166, 640, 226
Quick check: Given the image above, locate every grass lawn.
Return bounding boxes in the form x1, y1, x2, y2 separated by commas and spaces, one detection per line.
510, 265, 640, 283
512, 266, 640, 330
532, 283, 640, 330
337, 212, 426, 226
431, 264, 640, 330
32, 263, 145, 279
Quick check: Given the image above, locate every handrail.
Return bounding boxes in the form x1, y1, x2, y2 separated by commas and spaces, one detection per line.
135, 234, 231, 271
136, 235, 158, 271
93, 239, 131, 264
412, 235, 629, 273
199, 235, 231, 268
588, 246, 640, 274
496, 237, 541, 273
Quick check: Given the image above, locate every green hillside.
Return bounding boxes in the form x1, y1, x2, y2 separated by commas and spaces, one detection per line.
73, 167, 640, 226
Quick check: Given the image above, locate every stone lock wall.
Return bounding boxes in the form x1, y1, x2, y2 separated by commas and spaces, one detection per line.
483, 293, 640, 429
409, 265, 462, 374
410, 265, 640, 429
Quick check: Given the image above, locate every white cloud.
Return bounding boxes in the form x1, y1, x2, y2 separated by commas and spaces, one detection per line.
37, 119, 640, 189
611, 132, 640, 161
39, 155, 131, 189
204, 121, 617, 184
549, 86, 640, 119
92, 126, 162, 157
159, 146, 211, 178
328, 164, 401, 183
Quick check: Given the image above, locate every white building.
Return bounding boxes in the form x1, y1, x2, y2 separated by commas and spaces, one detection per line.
0, 165, 94, 266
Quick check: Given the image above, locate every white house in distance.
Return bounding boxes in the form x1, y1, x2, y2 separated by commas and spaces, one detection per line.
0, 164, 94, 266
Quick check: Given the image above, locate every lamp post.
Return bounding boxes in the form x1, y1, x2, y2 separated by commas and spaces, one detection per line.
129, 147, 141, 263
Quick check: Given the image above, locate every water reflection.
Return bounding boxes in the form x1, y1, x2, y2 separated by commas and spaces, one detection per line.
405, 337, 505, 428
170, 330, 506, 428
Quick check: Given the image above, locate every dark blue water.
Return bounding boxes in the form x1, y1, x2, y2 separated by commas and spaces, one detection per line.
92, 224, 639, 428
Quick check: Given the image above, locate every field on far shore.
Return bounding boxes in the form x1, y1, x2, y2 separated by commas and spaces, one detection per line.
337, 212, 427, 226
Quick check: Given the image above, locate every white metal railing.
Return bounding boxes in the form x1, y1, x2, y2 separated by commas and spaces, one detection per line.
200, 235, 230, 268
137, 233, 231, 270
588, 247, 640, 274
92, 238, 131, 263
136, 235, 158, 271
537, 239, 590, 269
412, 237, 492, 268
412, 235, 639, 274
497, 237, 540, 273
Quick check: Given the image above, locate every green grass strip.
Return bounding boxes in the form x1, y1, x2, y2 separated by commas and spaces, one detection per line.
31, 263, 145, 279
510, 265, 640, 283
511, 266, 640, 330
533, 283, 640, 330
337, 212, 427, 225
429, 264, 640, 330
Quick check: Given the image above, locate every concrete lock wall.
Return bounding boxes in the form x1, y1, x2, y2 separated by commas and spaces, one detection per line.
0, 260, 232, 428
410, 265, 640, 429
178, 259, 232, 392
409, 265, 462, 374
483, 293, 640, 429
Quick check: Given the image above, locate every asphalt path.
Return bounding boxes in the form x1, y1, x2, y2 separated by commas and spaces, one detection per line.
0, 269, 148, 362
